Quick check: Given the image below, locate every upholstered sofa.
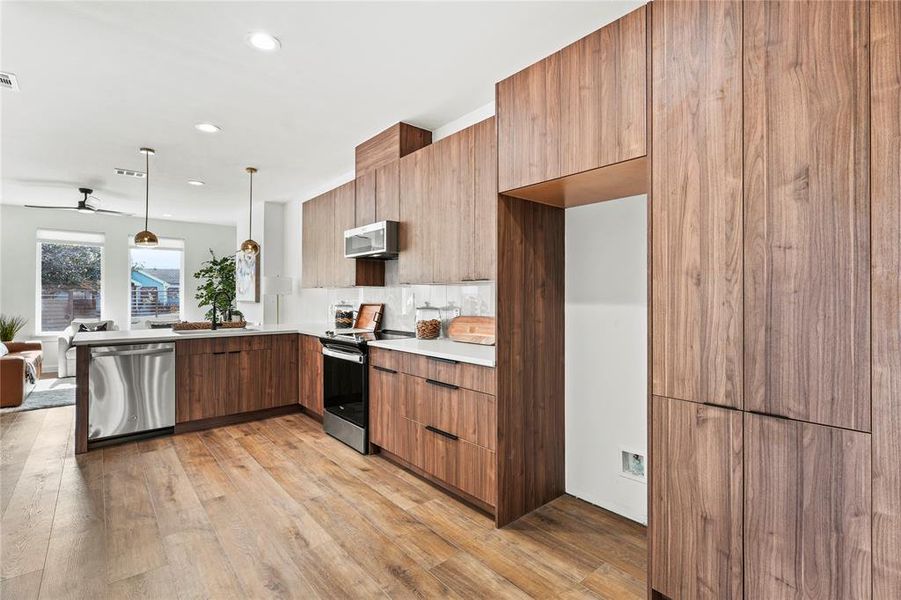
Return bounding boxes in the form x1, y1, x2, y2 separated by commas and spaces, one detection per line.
57, 319, 116, 378
0, 342, 44, 408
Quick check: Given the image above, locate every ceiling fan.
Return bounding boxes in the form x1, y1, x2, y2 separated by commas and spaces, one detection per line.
24, 187, 133, 216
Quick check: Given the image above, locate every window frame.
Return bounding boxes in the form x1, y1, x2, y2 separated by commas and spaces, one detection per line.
34, 229, 106, 336
127, 236, 186, 328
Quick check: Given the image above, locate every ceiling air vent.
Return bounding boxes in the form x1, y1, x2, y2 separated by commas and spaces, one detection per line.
115, 168, 146, 178
0, 72, 20, 91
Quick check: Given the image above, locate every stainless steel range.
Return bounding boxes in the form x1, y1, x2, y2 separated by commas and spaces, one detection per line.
319, 329, 413, 454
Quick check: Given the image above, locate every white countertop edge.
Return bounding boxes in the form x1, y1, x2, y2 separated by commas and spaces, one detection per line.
72, 322, 334, 346
367, 338, 496, 368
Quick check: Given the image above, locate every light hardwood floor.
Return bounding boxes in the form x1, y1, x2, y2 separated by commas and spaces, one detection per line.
1, 406, 646, 599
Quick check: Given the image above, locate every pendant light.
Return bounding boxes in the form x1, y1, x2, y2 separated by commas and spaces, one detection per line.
240, 166, 260, 256
134, 147, 159, 247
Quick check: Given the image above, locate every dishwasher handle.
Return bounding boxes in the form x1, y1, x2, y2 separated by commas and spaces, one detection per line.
91, 347, 174, 358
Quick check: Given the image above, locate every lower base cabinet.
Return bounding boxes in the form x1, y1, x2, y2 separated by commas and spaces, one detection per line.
370, 348, 497, 508
299, 334, 323, 415
651, 396, 873, 600
175, 334, 297, 424
744, 413, 871, 600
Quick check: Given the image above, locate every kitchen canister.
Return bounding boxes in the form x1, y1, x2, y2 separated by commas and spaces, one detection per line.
415, 301, 441, 339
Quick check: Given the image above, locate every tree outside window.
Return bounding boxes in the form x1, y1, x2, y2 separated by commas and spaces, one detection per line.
39, 242, 103, 332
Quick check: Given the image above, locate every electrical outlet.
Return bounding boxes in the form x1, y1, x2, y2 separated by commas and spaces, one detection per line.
620, 449, 646, 483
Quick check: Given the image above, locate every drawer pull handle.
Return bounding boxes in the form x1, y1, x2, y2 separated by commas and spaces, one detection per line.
373, 365, 397, 374
212, 351, 227, 355
430, 356, 459, 365
426, 379, 459, 390
426, 425, 459, 441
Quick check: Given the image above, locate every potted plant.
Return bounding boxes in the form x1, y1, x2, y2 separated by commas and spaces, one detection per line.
193, 250, 243, 322
0, 314, 27, 342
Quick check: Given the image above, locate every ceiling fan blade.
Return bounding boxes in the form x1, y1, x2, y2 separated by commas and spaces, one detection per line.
93, 208, 133, 216
23, 204, 80, 211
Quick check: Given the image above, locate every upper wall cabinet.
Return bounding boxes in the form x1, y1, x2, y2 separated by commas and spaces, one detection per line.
354, 160, 400, 226
650, 0, 743, 409
302, 181, 384, 288
496, 5, 647, 207
355, 122, 432, 178
743, 0, 870, 431
398, 117, 496, 285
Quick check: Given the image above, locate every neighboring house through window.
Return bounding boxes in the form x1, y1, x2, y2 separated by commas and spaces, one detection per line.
129, 237, 185, 328
36, 229, 105, 334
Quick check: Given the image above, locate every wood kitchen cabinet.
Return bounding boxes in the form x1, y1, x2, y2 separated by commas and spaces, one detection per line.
744, 413, 871, 599
650, 0, 743, 410
369, 347, 497, 509
355, 161, 400, 226
298, 334, 323, 416
398, 117, 496, 284
744, 0, 870, 431
302, 181, 384, 288
873, 1, 901, 596
176, 335, 298, 424
650, 396, 743, 600
355, 122, 431, 178
496, 6, 647, 206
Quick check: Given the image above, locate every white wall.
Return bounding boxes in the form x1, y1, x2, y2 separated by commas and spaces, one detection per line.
0, 205, 236, 369
565, 195, 647, 524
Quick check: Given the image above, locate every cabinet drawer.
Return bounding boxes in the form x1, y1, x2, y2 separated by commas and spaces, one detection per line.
396, 352, 496, 396
420, 422, 496, 507
175, 334, 271, 356
370, 347, 404, 372
404, 376, 495, 451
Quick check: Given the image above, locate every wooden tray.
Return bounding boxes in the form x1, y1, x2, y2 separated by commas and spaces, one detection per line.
354, 303, 384, 331
172, 320, 247, 331
447, 316, 495, 345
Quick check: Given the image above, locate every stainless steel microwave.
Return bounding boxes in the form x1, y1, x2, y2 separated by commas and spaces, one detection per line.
344, 220, 399, 259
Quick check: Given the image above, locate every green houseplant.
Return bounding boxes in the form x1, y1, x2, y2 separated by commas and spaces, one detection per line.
0, 314, 28, 342
193, 250, 243, 322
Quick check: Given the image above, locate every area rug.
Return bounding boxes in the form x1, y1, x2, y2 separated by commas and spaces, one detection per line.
1, 378, 76, 413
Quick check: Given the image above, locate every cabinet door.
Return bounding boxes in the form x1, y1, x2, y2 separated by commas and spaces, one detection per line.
375, 161, 400, 223
872, 1, 901, 596
744, 413, 871, 599
744, 0, 870, 430
301, 196, 321, 288
650, 396, 743, 600
176, 351, 232, 423
497, 6, 646, 193
268, 334, 298, 409
355, 171, 376, 227
431, 127, 473, 284
398, 146, 434, 284
470, 117, 497, 281
299, 335, 323, 416
330, 181, 357, 288
650, 0, 743, 409
228, 347, 271, 415
369, 364, 404, 452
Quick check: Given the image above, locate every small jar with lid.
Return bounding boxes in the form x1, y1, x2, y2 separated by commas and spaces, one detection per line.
415, 301, 441, 340
334, 300, 354, 329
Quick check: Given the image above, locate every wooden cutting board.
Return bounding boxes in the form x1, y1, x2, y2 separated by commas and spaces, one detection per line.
447, 316, 496, 345
354, 303, 384, 331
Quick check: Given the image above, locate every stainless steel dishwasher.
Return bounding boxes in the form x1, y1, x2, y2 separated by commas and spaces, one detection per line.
88, 343, 175, 442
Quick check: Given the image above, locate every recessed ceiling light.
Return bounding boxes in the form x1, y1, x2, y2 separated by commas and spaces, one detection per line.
187, 180, 205, 186
246, 31, 281, 52
194, 123, 221, 133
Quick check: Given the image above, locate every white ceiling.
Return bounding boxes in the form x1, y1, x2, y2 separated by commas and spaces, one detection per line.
1, 1, 643, 226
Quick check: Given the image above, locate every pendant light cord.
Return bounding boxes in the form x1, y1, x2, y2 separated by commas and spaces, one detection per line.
248, 169, 253, 238
144, 151, 150, 231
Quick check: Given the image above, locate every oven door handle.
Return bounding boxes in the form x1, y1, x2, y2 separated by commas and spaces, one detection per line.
322, 347, 365, 364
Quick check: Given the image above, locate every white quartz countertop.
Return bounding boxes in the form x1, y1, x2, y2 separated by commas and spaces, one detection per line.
72, 322, 333, 346
367, 338, 496, 368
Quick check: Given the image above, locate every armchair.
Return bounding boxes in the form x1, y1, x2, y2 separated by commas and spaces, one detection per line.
0, 341, 43, 408
57, 319, 116, 378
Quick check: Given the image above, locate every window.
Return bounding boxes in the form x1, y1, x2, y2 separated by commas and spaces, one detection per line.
129, 238, 184, 328
36, 230, 105, 333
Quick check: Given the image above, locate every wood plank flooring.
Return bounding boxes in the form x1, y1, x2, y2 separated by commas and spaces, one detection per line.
1, 406, 646, 599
